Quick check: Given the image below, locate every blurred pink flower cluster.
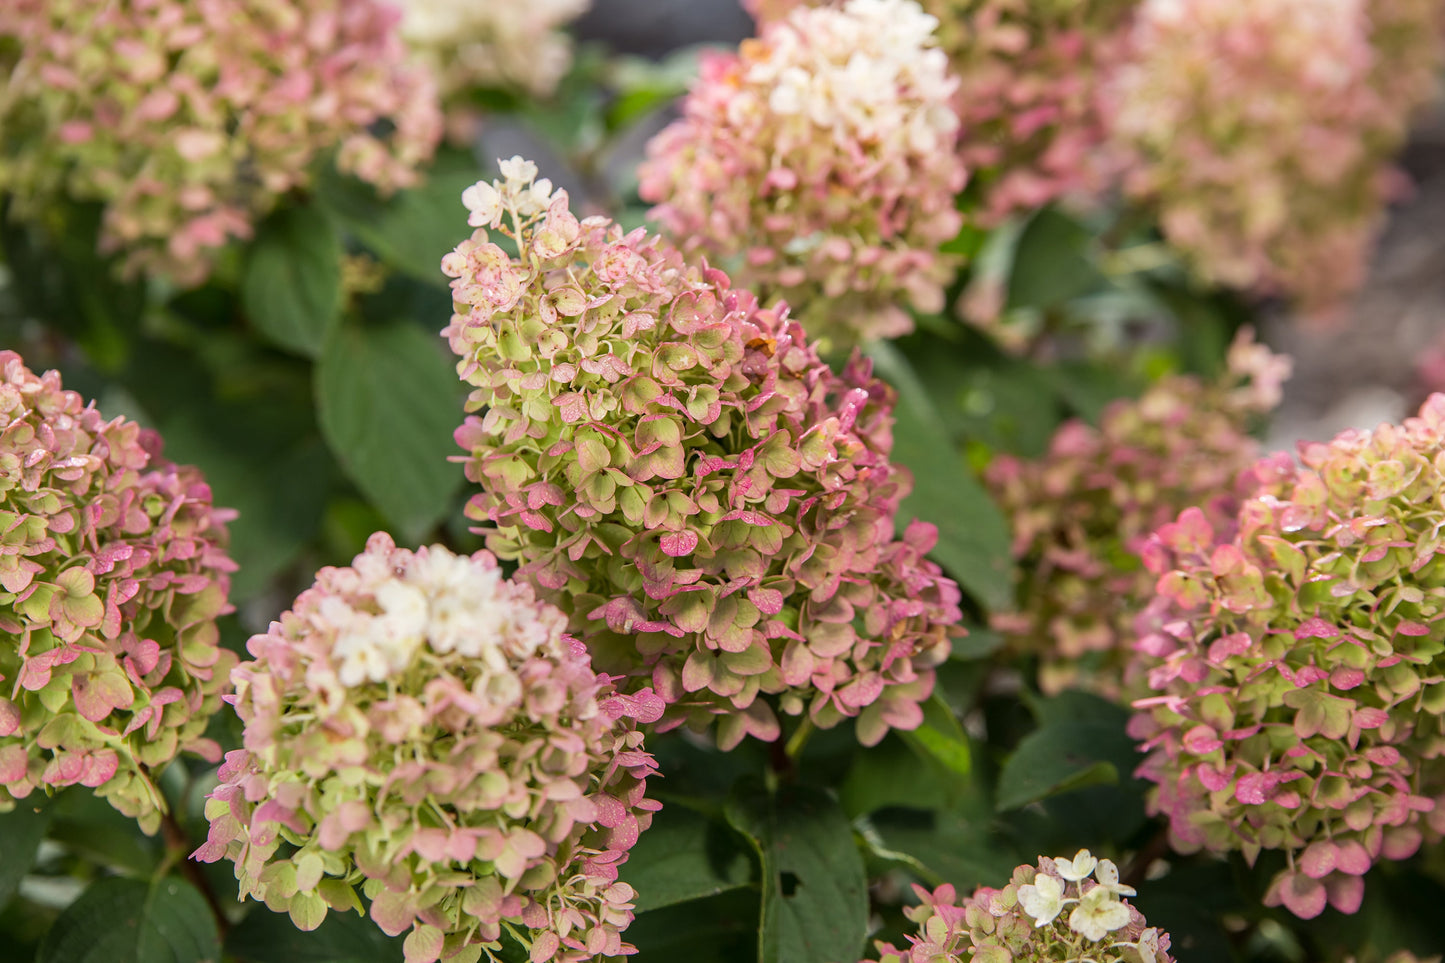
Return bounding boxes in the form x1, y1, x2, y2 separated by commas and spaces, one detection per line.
197, 533, 659, 963
0, 351, 236, 834
0, 0, 441, 286
639, 0, 967, 348
446, 159, 962, 750
744, 0, 1132, 227
395, 0, 590, 102
1132, 394, 1445, 919
986, 331, 1289, 696
1108, 0, 1445, 312
867, 851, 1172, 963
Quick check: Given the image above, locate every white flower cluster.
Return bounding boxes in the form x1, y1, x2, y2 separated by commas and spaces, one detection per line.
746, 0, 960, 153
321, 542, 561, 687
1018, 849, 1157, 945
394, 0, 590, 97
460, 156, 557, 229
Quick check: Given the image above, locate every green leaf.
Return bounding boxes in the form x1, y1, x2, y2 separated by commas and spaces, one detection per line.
37, 877, 219, 963
627, 889, 759, 963
1006, 207, 1105, 312
840, 734, 951, 818
316, 320, 467, 541
867, 341, 1014, 610
996, 691, 1141, 812
0, 801, 52, 908
725, 782, 867, 963
620, 806, 753, 914
225, 906, 403, 963
316, 152, 479, 286
902, 694, 972, 778
48, 788, 163, 877
241, 203, 343, 358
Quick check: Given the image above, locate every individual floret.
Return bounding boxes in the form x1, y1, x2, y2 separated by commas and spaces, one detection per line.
639, 0, 967, 349
0, 0, 442, 286
1132, 394, 1445, 919
865, 849, 1174, 963
195, 533, 660, 963
1107, 0, 1445, 312
445, 158, 963, 750
986, 331, 1289, 696
0, 351, 236, 833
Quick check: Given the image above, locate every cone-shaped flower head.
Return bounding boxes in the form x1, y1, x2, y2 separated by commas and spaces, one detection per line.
195, 533, 661, 963
395, 0, 590, 101
1132, 394, 1445, 920
638, 0, 968, 349
865, 852, 1173, 963
1107, 0, 1445, 311
445, 158, 963, 751
0, 352, 237, 833
986, 331, 1290, 696
744, 0, 1135, 227
0, 0, 442, 287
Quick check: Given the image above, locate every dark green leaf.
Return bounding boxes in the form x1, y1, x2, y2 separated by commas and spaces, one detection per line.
316, 152, 479, 286
241, 204, 343, 357
724, 782, 867, 963
225, 905, 403, 963
316, 320, 466, 541
1006, 207, 1105, 312
37, 877, 219, 963
868, 341, 1014, 610
840, 735, 951, 818
621, 806, 752, 913
48, 789, 163, 876
0, 801, 52, 908
899, 694, 972, 780
628, 889, 759, 963
996, 691, 1141, 812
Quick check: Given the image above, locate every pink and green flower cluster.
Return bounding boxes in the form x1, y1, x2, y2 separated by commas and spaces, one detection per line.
0, 0, 442, 286
445, 159, 962, 750
1132, 394, 1445, 919
195, 533, 660, 963
986, 331, 1290, 696
0, 351, 237, 833
638, 0, 967, 348
866, 850, 1173, 963
1107, 0, 1445, 311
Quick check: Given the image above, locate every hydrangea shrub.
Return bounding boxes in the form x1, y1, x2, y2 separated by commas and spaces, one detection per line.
1108, 0, 1445, 310
986, 331, 1290, 696
639, 0, 967, 348
866, 849, 1173, 963
1132, 394, 1445, 918
195, 533, 660, 963
445, 158, 962, 750
0, 352, 237, 833
0, 0, 442, 286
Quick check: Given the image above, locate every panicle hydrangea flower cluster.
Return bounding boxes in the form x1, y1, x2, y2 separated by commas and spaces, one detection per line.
444, 159, 963, 751
0, 352, 236, 833
743, 0, 1133, 227
195, 533, 660, 963
395, 0, 590, 102
638, 0, 967, 349
985, 331, 1290, 696
0, 0, 442, 287
1131, 394, 1445, 920
1107, 0, 1445, 312
866, 850, 1173, 963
